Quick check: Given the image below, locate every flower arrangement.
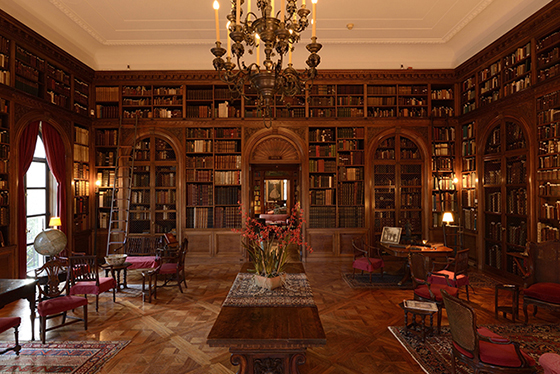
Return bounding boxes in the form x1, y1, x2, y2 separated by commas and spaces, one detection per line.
236, 202, 312, 279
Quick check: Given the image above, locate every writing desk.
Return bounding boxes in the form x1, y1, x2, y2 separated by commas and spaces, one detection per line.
0, 279, 37, 340
380, 243, 454, 285
207, 262, 326, 374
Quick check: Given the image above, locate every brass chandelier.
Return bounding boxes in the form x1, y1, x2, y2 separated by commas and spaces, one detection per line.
211, 0, 322, 127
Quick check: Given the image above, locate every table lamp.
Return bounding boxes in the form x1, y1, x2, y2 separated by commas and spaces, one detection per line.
442, 212, 454, 249
49, 216, 61, 229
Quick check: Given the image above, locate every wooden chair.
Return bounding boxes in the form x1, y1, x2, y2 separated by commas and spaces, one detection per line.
521, 240, 560, 324
441, 289, 537, 374
67, 255, 117, 312
157, 238, 188, 293
351, 237, 384, 282
409, 252, 458, 333
0, 317, 21, 355
141, 266, 160, 302
35, 258, 88, 344
429, 248, 472, 300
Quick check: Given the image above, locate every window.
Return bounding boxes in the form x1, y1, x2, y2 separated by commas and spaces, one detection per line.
26, 135, 56, 272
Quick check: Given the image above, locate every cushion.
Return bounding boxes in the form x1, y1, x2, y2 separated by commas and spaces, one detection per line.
353, 257, 383, 272
70, 277, 116, 295
540, 353, 560, 374
429, 271, 469, 287
414, 283, 458, 301
127, 256, 158, 270
159, 262, 178, 275
524, 283, 560, 304
452, 327, 535, 367
0, 317, 21, 333
38, 296, 88, 316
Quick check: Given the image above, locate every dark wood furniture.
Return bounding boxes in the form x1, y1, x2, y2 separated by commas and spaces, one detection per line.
352, 236, 384, 282
100, 262, 132, 291
520, 240, 560, 324
495, 284, 520, 322
442, 289, 536, 374
207, 262, 326, 374
399, 301, 436, 342
0, 317, 21, 355
156, 238, 188, 293
0, 279, 36, 341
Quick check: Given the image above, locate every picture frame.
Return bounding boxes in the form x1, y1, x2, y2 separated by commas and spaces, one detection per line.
266, 180, 283, 202
380, 226, 402, 245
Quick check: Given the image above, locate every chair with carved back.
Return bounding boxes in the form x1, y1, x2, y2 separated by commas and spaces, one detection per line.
409, 252, 458, 333
441, 289, 537, 374
429, 248, 472, 300
35, 258, 88, 343
521, 240, 560, 324
351, 236, 384, 282
67, 255, 117, 312
0, 317, 21, 355
156, 238, 188, 293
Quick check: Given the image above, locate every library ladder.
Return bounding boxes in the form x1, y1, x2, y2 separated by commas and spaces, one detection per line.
105, 115, 139, 256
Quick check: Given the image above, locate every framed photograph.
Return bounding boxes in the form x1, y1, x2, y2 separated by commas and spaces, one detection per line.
266, 180, 283, 202
380, 226, 402, 245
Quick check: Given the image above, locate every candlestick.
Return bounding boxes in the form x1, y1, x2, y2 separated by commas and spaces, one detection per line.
271, 0, 275, 17
302, 0, 306, 6
311, 0, 317, 38
213, 1, 220, 42
289, 42, 292, 64
248, 0, 251, 16
236, 0, 240, 25
256, 35, 260, 65
226, 22, 231, 58
281, 0, 285, 21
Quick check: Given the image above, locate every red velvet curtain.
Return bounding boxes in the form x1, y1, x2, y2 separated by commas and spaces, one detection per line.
42, 123, 67, 239
17, 122, 40, 278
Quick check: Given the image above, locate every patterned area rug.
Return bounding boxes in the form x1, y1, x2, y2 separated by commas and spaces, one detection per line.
223, 273, 315, 307
0, 340, 129, 374
389, 323, 560, 373
466, 272, 502, 288
342, 273, 413, 289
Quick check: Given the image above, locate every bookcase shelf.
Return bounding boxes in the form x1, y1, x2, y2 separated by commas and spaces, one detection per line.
430, 84, 455, 117
482, 120, 528, 277
0, 98, 10, 245
461, 75, 476, 114
73, 125, 90, 233
431, 122, 457, 228
536, 89, 560, 242
185, 127, 242, 229
372, 135, 423, 243
461, 121, 478, 233
94, 128, 118, 229
0, 35, 9, 86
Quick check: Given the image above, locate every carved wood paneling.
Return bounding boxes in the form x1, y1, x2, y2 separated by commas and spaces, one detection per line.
250, 137, 300, 163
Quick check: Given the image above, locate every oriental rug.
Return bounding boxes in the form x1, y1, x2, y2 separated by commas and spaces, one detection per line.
342, 273, 413, 289
0, 340, 129, 374
223, 273, 315, 307
389, 323, 560, 373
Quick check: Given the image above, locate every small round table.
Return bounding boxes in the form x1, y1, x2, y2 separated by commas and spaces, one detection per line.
101, 262, 132, 291
399, 301, 437, 342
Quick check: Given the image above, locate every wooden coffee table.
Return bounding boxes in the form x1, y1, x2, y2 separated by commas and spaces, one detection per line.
399, 300, 437, 342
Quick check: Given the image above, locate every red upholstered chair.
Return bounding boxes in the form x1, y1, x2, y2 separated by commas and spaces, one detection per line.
156, 238, 188, 293
68, 255, 117, 312
409, 252, 458, 333
0, 317, 21, 355
441, 289, 536, 374
516, 240, 560, 323
351, 237, 384, 282
429, 248, 471, 300
35, 258, 88, 344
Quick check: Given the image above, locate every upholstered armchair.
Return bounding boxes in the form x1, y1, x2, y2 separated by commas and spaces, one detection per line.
157, 238, 188, 293
409, 252, 458, 333
442, 289, 536, 374
0, 317, 21, 355
35, 258, 88, 343
429, 248, 471, 300
519, 240, 560, 324
68, 255, 117, 312
351, 237, 384, 282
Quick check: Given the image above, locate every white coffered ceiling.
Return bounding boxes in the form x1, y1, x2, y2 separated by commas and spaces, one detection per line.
0, 0, 553, 71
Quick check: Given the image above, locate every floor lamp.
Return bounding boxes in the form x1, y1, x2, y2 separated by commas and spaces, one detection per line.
442, 211, 461, 256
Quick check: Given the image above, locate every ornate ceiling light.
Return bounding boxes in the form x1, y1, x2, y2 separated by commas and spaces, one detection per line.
211, 0, 322, 127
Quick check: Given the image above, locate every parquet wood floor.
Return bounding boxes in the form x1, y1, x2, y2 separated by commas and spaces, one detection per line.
1, 258, 559, 373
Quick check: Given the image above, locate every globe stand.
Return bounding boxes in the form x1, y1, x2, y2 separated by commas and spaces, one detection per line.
33, 228, 67, 258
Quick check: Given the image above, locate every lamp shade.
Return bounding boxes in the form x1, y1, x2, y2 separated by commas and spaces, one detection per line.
442, 212, 454, 224
49, 216, 61, 227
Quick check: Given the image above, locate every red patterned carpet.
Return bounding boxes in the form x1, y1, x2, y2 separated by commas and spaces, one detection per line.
0, 341, 129, 374
390, 323, 560, 373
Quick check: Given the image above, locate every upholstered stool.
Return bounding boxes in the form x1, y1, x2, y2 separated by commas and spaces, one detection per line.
0, 317, 22, 355
540, 353, 560, 374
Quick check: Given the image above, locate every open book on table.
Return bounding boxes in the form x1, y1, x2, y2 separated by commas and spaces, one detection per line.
403, 300, 438, 312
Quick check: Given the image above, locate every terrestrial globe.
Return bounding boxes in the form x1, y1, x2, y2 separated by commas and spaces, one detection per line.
34, 229, 67, 256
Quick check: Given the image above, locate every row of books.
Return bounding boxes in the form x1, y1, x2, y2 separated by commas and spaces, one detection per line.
186, 184, 213, 206
186, 207, 213, 228
506, 188, 527, 215
214, 186, 241, 205
187, 155, 213, 169
310, 189, 335, 205
186, 169, 212, 182
74, 180, 89, 197
339, 207, 365, 228
215, 170, 241, 185
214, 206, 242, 228
540, 201, 560, 220
155, 190, 176, 205
537, 222, 560, 242
308, 206, 336, 228
74, 196, 89, 215
338, 182, 364, 205
309, 159, 337, 173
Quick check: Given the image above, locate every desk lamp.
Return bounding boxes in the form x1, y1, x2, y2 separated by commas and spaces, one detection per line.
442, 212, 454, 248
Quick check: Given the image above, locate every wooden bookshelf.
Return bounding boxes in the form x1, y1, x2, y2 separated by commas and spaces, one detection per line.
431, 122, 457, 228
478, 59, 501, 108
15, 45, 45, 99
95, 86, 120, 119
430, 84, 455, 117
0, 98, 10, 245
461, 75, 476, 114
336, 85, 365, 118
0, 35, 9, 86
46, 62, 71, 109
502, 42, 531, 98
461, 121, 478, 233
337, 127, 365, 227
537, 28, 560, 83
482, 120, 528, 277
73, 125, 90, 233
73, 77, 90, 116
536, 89, 560, 242
94, 128, 118, 229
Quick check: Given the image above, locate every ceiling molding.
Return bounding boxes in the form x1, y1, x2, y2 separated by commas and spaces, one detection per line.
49, 0, 106, 44
441, 0, 494, 42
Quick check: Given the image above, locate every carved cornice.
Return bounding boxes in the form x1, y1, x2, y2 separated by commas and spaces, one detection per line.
94, 70, 221, 84
0, 9, 94, 80
456, 2, 560, 78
